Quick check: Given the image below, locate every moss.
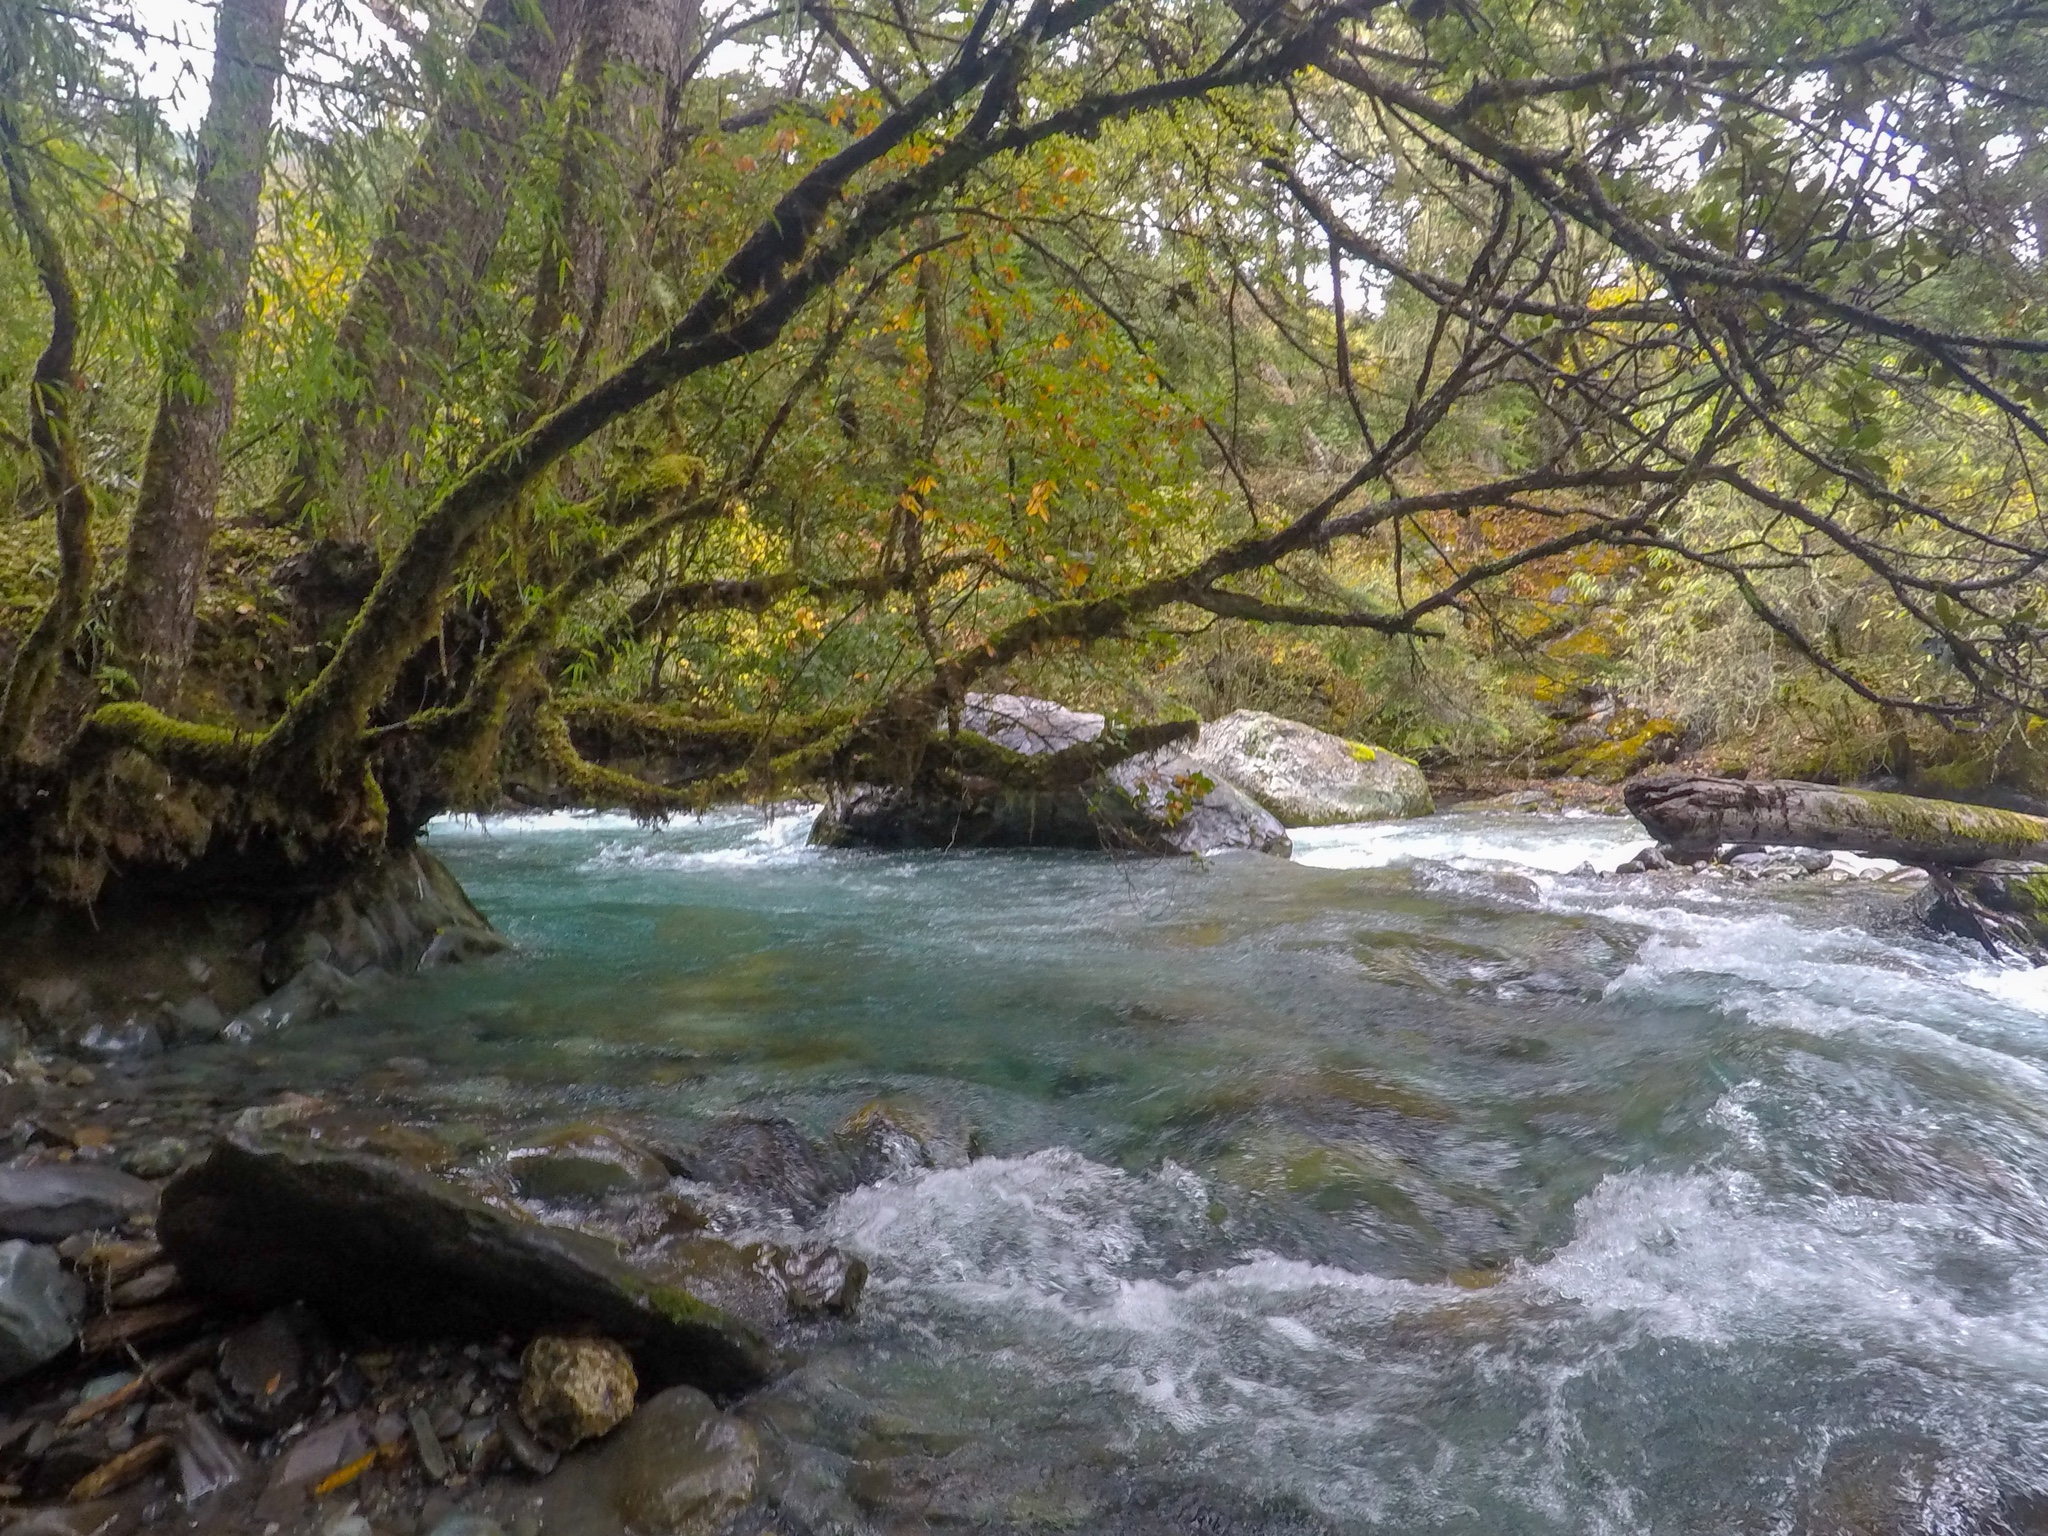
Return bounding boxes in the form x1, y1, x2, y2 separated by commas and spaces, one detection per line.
1347, 742, 1378, 762
1833, 786, 2048, 852
79, 701, 255, 780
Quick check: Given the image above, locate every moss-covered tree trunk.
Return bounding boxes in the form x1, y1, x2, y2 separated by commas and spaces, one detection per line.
1625, 775, 2048, 865
0, 105, 93, 762
108, 0, 287, 705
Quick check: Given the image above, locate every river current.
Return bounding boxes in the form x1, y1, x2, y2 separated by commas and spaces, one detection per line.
158, 810, 2048, 1532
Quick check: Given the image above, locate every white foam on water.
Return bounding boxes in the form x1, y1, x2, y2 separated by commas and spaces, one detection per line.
581, 804, 823, 871
426, 808, 651, 837
822, 1143, 2048, 1525
1291, 812, 1651, 875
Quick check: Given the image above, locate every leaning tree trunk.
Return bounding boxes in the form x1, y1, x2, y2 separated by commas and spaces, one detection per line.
108, 0, 288, 706
0, 106, 94, 762
1625, 775, 2048, 866
275, 0, 585, 538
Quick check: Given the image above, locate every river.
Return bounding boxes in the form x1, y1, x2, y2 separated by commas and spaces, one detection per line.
148, 808, 2048, 1532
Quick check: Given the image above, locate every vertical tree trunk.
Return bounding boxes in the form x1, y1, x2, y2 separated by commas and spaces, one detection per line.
275, 0, 586, 540
108, 0, 287, 706
0, 108, 93, 761
515, 0, 696, 421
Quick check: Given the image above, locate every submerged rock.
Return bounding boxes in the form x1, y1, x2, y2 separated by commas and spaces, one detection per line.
670, 1118, 849, 1223
223, 959, 368, 1041
519, 1336, 638, 1452
0, 1240, 85, 1382
506, 1127, 671, 1204
1184, 710, 1432, 826
536, 1386, 759, 1536
0, 1164, 157, 1241
159, 1135, 777, 1395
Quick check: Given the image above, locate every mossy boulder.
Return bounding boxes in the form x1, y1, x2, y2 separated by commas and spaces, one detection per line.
1182, 709, 1431, 826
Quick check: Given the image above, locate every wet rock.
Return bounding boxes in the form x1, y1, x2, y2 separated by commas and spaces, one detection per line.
1109, 750, 1292, 856
74, 1022, 162, 1063
410, 1406, 452, 1482
835, 1101, 940, 1186
0, 1165, 156, 1241
673, 1119, 845, 1223
216, 1304, 329, 1434
958, 693, 1104, 755
0, 1242, 84, 1382
118, 1139, 189, 1180
159, 997, 224, 1046
498, 1411, 559, 1476
519, 1337, 637, 1452
1183, 710, 1432, 826
223, 961, 364, 1041
173, 1412, 250, 1503
507, 1128, 670, 1204
536, 1387, 758, 1536
453, 1416, 501, 1474
771, 1245, 866, 1317
653, 1239, 864, 1330
158, 1134, 775, 1394
262, 849, 507, 987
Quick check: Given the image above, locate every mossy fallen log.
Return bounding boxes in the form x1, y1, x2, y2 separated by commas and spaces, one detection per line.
1624, 775, 2048, 866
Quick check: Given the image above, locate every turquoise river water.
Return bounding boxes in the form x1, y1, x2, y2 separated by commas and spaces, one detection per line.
150, 810, 2048, 1532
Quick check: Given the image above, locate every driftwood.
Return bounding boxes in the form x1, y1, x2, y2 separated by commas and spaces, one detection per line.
1624, 775, 2048, 866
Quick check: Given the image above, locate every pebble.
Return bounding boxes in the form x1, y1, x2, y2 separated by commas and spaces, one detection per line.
409, 1405, 452, 1481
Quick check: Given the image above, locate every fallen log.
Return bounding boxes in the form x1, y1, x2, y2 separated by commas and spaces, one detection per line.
1624, 775, 2048, 866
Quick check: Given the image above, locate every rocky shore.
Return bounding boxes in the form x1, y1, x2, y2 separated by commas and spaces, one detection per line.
0, 1081, 930, 1536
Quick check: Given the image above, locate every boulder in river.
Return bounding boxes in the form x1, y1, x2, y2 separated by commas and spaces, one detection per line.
158, 1134, 778, 1395
1109, 751, 1292, 856
1182, 710, 1432, 826
0, 1240, 85, 1382
809, 781, 1157, 852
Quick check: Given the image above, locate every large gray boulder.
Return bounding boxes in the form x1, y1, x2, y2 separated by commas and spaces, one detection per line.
1186, 710, 1432, 826
958, 693, 1104, 754
1110, 751, 1291, 856
0, 1241, 84, 1382
160, 1134, 777, 1396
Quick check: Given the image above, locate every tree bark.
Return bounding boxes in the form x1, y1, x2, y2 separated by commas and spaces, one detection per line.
1624, 775, 2048, 866
0, 106, 94, 762
109, 0, 287, 705
276, 0, 586, 538
515, 0, 695, 419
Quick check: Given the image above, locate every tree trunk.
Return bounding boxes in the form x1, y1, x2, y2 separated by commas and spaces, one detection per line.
109, 0, 287, 706
0, 107, 94, 762
515, 0, 695, 419
275, 0, 585, 539
1624, 774, 2048, 866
